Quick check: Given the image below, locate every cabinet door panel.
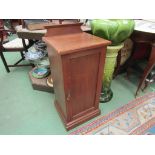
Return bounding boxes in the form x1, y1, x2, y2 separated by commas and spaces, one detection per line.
67, 51, 100, 118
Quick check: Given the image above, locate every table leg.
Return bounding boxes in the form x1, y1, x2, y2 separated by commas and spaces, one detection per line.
0, 52, 10, 72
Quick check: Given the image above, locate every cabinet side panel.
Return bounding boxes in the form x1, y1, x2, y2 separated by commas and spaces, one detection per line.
47, 46, 67, 117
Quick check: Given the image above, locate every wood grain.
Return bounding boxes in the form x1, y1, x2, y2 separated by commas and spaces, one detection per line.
43, 23, 111, 130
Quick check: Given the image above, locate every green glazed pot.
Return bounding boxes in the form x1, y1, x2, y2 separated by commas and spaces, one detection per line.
91, 19, 135, 102
91, 19, 135, 46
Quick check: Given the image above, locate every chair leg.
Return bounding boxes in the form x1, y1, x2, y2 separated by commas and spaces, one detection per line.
20, 51, 24, 59
0, 52, 10, 73
22, 39, 28, 52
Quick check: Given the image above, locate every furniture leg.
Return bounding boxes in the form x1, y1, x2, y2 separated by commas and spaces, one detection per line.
8, 64, 33, 67
22, 39, 28, 52
20, 51, 24, 59
0, 52, 10, 72
142, 81, 149, 91
13, 58, 24, 66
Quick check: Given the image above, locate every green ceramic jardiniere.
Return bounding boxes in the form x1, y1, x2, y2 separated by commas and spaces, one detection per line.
91, 19, 135, 103
100, 44, 124, 102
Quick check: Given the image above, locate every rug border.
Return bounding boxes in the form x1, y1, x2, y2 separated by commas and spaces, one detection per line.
70, 92, 155, 135
130, 117, 155, 135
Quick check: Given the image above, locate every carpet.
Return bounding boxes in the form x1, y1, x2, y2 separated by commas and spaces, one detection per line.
70, 92, 155, 135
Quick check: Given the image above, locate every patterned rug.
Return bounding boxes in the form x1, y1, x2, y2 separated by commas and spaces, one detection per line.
70, 92, 155, 135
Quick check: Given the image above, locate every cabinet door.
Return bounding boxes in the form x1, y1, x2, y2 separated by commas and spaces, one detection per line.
62, 48, 102, 121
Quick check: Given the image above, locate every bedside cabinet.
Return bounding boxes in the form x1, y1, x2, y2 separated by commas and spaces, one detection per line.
43, 23, 111, 130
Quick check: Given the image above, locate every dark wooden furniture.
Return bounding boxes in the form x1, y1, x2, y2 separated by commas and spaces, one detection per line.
127, 29, 155, 96
0, 20, 8, 42
0, 28, 33, 73
43, 23, 111, 130
114, 20, 155, 96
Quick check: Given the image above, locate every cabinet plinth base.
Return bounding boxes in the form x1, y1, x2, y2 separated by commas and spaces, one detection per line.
55, 100, 101, 131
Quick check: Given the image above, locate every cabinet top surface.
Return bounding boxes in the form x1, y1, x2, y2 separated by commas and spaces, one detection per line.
43, 32, 111, 54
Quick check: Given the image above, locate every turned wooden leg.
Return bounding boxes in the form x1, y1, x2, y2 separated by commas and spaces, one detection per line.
0, 52, 10, 72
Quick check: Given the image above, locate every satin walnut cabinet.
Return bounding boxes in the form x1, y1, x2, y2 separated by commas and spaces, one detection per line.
43, 23, 111, 130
